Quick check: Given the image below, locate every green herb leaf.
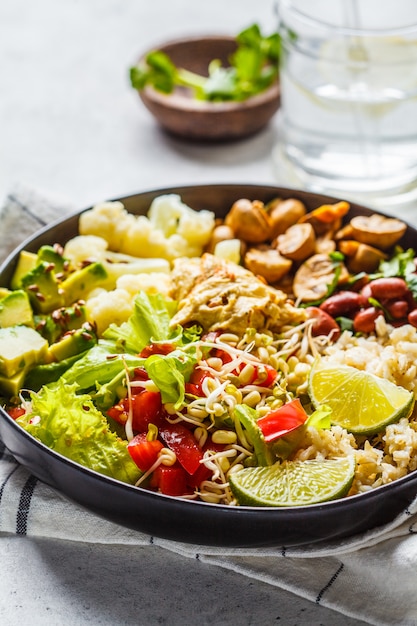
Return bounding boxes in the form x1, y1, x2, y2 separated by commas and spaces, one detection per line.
130, 50, 177, 94
129, 23, 280, 103
336, 316, 355, 332
377, 247, 415, 279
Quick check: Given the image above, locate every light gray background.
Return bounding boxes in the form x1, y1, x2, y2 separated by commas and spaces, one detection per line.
0, 1, 389, 624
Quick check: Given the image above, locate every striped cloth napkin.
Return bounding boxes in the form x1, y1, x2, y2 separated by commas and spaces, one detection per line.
1, 184, 417, 626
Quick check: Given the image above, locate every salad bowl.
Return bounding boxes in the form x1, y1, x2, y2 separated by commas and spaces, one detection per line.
0, 183, 417, 548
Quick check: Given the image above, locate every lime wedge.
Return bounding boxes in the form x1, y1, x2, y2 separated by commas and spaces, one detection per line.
308, 361, 414, 435
229, 456, 356, 507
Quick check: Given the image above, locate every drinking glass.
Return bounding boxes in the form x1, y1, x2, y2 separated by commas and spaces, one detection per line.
276, 0, 417, 199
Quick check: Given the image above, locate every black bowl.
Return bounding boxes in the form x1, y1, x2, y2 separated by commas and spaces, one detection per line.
1, 184, 416, 548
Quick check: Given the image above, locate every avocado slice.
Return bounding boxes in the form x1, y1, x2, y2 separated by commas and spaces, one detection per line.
0, 368, 28, 397
0, 325, 48, 378
37, 245, 69, 277
0, 290, 34, 328
21, 262, 65, 313
34, 302, 88, 343
60, 262, 108, 305
10, 250, 38, 290
48, 325, 97, 362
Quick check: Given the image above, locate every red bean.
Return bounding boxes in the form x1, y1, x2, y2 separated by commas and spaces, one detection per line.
368, 277, 408, 300
320, 291, 366, 318
306, 307, 341, 340
360, 283, 373, 300
353, 307, 384, 334
385, 299, 409, 320
408, 308, 417, 328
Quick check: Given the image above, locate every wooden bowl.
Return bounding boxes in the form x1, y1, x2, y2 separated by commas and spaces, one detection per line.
135, 36, 280, 141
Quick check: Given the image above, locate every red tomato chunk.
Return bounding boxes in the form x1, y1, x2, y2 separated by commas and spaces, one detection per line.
127, 433, 164, 472
159, 423, 203, 475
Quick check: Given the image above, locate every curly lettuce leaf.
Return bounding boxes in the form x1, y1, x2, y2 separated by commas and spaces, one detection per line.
17, 381, 141, 484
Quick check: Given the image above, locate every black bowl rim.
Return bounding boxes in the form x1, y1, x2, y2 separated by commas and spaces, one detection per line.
1, 182, 416, 546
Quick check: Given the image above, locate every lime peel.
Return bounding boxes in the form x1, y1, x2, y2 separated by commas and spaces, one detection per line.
229, 455, 356, 507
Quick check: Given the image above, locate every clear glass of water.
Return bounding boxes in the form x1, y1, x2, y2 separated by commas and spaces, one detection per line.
276, 0, 417, 199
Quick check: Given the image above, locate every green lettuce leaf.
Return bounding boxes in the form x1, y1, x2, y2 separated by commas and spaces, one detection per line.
17, 381, 141, 484
234, 404, 273, 466
144, 348, 198, 409
103, 291, 178, 354
61, 340, 145, 392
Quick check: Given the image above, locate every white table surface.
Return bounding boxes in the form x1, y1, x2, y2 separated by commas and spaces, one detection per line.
0, 1, 386, 624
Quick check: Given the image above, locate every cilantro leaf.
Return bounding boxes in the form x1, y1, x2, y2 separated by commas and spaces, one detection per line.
129, 23, 280, 102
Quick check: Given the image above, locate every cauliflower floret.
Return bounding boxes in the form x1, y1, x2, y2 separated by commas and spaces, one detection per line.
78, 195, 215, 261
86, 273, 172, 335
86, 288, 133, 336
148, 194, 215, 247
120, 216, 172, 259
64, 235, 109, 266
116, 272, 172, 297
79, 201, 135, 251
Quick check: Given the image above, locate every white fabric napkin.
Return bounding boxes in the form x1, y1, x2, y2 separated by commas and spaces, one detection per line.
1, 184, 417, 626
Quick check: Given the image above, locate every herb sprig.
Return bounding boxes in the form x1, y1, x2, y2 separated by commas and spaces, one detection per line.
130, 24, 280, 102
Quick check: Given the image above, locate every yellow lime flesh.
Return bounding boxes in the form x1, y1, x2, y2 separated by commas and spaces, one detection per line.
308, 361, 414, 435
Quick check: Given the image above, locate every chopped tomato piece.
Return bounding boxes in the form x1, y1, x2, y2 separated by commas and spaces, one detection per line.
139, 342, 175, 358
159, 423, 204, 475
186, 366, 213, 397
231, 361, 278, 387
211, 347, 233, 364
150, 462, 188, 496
202, 331, 221, 343
186, 438, 225, 489
189, 367, 210, 386
107, 390, 163, 432
130, 391, 163, 431
127, 433, 164, 472
132, 367, 149, 381
257, 399, 309, 442
253, 364, 278, 387
7, 407, 26, 420
106, 403, 126, 423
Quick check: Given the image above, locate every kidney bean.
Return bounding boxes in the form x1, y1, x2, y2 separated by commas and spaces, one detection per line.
385, 299, 409, 320
408, 308, 417, 328
320, 291, 366, 318
360, 283, 373, 300
350, 275, 370, 292
353, 307, 384, 334
368, 277, 408, 300
404, 289, 416, 310
305, 307, 341, 340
